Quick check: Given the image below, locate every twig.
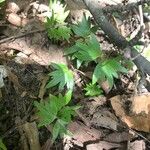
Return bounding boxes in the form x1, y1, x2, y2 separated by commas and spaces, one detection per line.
129, 128, 150, 144
0, 29, 45, 44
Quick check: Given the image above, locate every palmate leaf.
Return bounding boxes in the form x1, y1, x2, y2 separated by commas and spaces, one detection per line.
72, 14, 94, 37
65, 34, 101, 64
34, 100, 57, 127
84, 83, 103, 96
75, 34, 101, 61
53, 105, 80, 141
34, 91, 72, 127
92, 59, 127, 89
46, 63, 74, 90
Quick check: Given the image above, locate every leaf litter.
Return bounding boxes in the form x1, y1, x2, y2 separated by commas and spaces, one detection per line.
0, 0, 150, 149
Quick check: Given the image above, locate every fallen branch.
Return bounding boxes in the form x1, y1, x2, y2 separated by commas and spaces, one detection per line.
0, 29, 45, 44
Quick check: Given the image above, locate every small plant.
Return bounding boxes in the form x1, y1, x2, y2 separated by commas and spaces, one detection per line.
46, 63, 74, 91
66, 15, 127, 90
34, 90, 80, 141
0, 139, 7, 150
45, 0, 71, 41
65, 34, 102, 67
34, 13, 128, 145
72, 14, 97, 37
92, 59, 127, 88
84, 83, 102, 96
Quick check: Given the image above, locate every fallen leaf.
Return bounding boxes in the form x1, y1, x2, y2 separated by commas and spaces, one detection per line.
0, 65, 8, 88
124, 114, 150, 132
129, 140, 145, 150
67, 121, 103, 147
6, 66, 23, 92
131, 94, 150, 114
86, 141, 124, 150
110, 95, 126, 118
110, 93, 150, 132
104, 131, 134, 143
91, 109, 119, 131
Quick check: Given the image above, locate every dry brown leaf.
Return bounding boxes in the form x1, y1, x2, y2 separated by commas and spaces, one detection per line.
110, 95, 126, 118
91, 110, 119, 131
129, 140, 146, 150
110, 93, 150, 132
124, 115, 150, 132
67, 121, 103, 146
131, 94, 150, 114
104, 131, 134, 143
100, 80, 111, 93
21, 91, 27, 97
6, 2, 20, 13
86, 141, 123, 150
6, 66, 23, 93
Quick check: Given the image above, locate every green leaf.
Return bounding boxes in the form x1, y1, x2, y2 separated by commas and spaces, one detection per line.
47, 26, 71, 41
34, 100, 57, 127
64, 90, 72, 105
92, 63, 105, 84
0, 139, 7, 150
52, 119, 68, 141
92, 59, 127, 89
65, 45, 79, 55
46, 63, 74, 90
50, 1, 69, 23
34, 91, 77, 142
84, 83, 103, 96
45, 1, 71, 41
65, 34, 101, 64
72, 14, 91, 37
34, 91, 74, 127
49, 94, 64, 111
58, 106, 74, 123
75, 34, 101, 61
52, 121, 60, 142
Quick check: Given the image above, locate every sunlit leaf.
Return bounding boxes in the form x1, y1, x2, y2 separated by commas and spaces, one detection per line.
92, 59, 127, 89
72, 14, 93, 37
46, 63, 74, 90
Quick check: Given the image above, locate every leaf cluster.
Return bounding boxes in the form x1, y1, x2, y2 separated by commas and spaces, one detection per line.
93, 59, 127, 88
65, 15, 127, 92
34, 13, 128, 143
45, 0, 71, 41
34, 91, 80, 141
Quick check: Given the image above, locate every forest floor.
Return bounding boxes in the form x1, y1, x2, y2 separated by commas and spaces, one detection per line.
0, 0, 150, 150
